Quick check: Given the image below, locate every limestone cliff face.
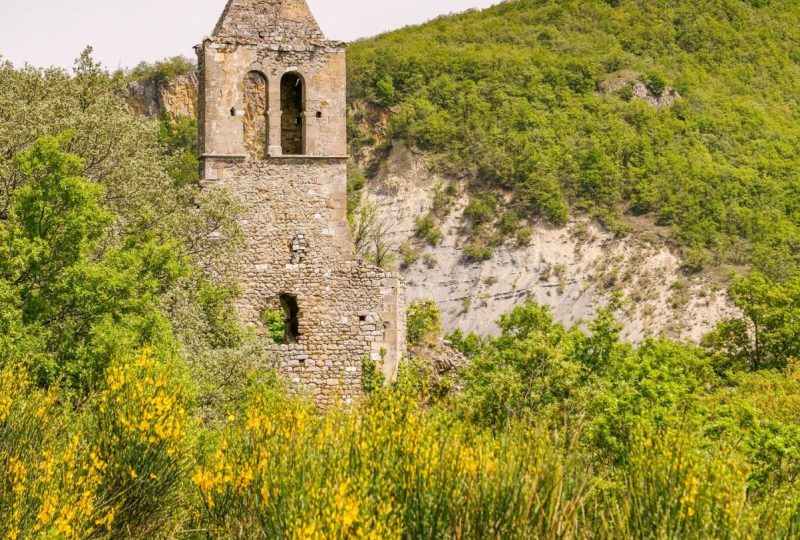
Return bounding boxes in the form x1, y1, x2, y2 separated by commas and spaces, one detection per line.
362, 141, 736, 343
126, 71, 198, 121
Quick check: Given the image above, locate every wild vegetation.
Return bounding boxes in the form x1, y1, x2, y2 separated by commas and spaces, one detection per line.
4, 0, 800, 536
348, 0, 800, 276
5, 292, 800, 537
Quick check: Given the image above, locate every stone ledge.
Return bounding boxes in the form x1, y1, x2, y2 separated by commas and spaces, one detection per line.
202, 155, 349, 163
200, 154, 247, 162
266, 155, 350, 161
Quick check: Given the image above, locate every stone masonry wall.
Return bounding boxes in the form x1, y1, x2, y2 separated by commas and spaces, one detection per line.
204, 157, 404, 405
198, 41, 347, 161
199, 0, 406, 405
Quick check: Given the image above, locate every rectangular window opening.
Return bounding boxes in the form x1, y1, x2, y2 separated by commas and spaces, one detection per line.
280, 293, 301, 343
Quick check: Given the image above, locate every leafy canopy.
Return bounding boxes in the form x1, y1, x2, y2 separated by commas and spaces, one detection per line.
0, 136, 184, 390
349, 0, 800, 275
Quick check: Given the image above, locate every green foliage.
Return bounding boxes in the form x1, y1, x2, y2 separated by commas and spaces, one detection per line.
449, 296, 800, 511
705, 271, 800, 372
129, 56, 194, 85
348, 0, 800, 277
5, 308, 800, 537
159, 116, 199, 186
398, 241, 419, 269
0, 49, 240, 277
407, 300, 442, 347
431, 183, 457, 217
446, 328, 485, 358
457, 301, 717, 462
8, 339, 800, 538
375, 74, 396, 102
413, 213, 442, 246
361, 355, 386, 395
462, 240, 493, 261
0, 136, 187, 390
346, 164, 366, 218
516, 226, 533, 245
0, 52, 244, 392
645, 71, 667, 96
260, 309, 286, 345
701, 366, 800, 495
498, 210, 520, 236
346, 115, 376, 153
463, 195, 497, 229
618, 82, 635, 101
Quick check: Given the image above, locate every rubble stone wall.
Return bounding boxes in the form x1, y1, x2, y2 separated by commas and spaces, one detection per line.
198, 0, 407, 405
203, 157, 404, 405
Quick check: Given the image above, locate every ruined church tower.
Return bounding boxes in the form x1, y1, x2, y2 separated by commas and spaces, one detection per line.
197, 0, 406, 404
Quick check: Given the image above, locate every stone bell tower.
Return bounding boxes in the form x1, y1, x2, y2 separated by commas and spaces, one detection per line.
197, 0, 406, 405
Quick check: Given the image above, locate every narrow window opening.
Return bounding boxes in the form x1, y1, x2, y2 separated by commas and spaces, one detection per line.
280, 72, 304, 155
243, 71, 268, 160
316, 111, 323, 119
359, 315, 368, 322
280, 293, 301, 343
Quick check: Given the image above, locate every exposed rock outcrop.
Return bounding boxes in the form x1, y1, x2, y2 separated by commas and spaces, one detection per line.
598, 70, 680, 109
365, 142, 735, 342
126, 71, 198, 121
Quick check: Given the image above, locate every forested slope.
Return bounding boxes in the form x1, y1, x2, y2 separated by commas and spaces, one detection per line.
348, 0, 800, 279
5, 4, 800, 537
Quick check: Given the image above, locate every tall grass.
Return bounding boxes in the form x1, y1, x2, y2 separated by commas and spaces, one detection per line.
3, 350, 800, 538
189, 388, 588, 539
0, 352, 190, 539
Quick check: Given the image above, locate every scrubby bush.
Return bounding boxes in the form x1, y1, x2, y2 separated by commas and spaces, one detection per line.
399, 241, 420, 269
129, 56, 194, 85
498, 210, 520, 236
407, 300, 442, 346
414, 213, 443, 246
463, 241, 493, 261
516, 226, 533, 246
645, 71, 667, 96
361, 355, 386, 395
260, 309, 286, 345
464, 195, 497, 229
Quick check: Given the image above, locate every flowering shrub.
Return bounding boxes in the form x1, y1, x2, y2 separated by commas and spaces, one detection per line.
190, 386, 588, 538
0, 350, 191, 538
0, 363, 113, 539
91, 349, 191, 536
3, 350, 800, 538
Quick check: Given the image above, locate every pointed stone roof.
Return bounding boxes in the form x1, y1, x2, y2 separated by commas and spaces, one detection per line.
213, 0, 331, 45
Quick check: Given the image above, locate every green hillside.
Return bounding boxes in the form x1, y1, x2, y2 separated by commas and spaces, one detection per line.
348, 0, 800, 277
8, 3, 800, 536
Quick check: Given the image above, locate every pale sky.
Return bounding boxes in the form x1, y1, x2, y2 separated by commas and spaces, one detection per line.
0, 0, 498, 70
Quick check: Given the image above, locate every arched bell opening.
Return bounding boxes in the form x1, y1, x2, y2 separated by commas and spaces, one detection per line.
280, 72, 305, 155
